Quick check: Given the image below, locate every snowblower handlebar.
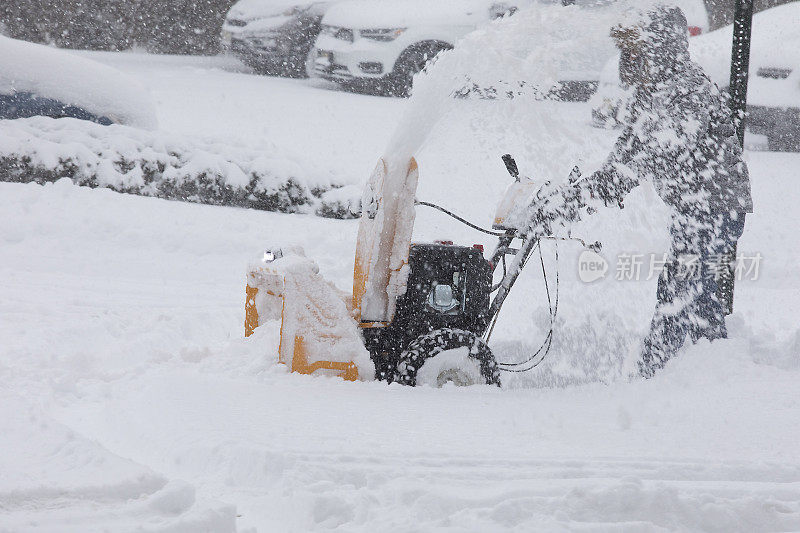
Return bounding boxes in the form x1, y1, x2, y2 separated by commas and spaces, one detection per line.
487, 155, 601, 324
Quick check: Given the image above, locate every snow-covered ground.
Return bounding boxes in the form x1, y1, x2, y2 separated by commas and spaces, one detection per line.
2, 51, 800, 532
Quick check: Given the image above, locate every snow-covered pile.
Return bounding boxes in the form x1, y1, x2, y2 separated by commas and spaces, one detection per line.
0, 36, 158, 129
0, 117, 361, 218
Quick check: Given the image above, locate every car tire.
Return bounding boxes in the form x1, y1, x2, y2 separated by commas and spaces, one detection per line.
389, 42, 453, 97
394, 328, 501, 387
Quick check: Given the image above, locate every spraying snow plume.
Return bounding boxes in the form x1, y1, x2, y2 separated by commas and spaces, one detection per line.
385, 3, 622, 173
383, 2, 676, 385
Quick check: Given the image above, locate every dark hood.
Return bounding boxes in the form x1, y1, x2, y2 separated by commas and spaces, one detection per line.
641, 4, 691, 78
615, 4, 692, 87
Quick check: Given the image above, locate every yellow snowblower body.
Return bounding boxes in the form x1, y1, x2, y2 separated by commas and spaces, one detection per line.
244, 157, 419, 381
244, 153, 551, 385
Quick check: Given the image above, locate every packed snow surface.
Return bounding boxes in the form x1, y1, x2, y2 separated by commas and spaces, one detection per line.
0, 36, 157, 129
2, 44, 800, 533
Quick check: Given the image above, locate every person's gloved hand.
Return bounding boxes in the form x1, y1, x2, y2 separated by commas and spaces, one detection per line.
524, 205, 549, 237
525, 182, 564, 238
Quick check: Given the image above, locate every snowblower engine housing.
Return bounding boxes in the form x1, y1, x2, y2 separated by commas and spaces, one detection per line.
360, 242, 492, 380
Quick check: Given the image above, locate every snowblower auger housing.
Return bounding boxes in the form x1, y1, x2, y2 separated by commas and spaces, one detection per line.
244, 249, 375, 381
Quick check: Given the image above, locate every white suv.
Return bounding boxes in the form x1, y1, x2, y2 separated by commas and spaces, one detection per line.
312, 0, 527, 96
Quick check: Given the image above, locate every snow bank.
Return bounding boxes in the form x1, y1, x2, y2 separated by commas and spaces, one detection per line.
0, 36, 158, 129
0, 117, 361, 218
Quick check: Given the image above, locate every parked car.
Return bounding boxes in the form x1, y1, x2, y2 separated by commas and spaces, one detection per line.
312, 0, 708, 98
590, 2, 800, 152
0, 36, 157, 129
221, 1, 333, 77
312, 0, 531, 96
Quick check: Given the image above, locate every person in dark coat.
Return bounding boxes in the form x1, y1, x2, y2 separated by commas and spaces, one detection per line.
525, 3, 753, 377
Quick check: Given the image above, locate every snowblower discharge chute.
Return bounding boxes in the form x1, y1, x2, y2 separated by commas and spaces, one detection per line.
245, 155, 597, 386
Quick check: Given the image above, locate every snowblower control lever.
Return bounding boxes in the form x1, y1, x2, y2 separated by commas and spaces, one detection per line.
501, 154, 519, 181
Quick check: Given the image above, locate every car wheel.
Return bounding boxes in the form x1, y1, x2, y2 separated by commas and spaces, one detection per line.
395, 328, 501, 387
389, 42, 453, 97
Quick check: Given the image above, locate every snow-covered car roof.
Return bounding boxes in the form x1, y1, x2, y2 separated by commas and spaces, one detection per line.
0, 36, 157, 129
545, 0, 709, 32
227, 0, 316, 21
592, 2, 799, 125
669, 0, 709, 33
322, 0, 508, 29
322, 0, 706, 32
689, 2, 800, 107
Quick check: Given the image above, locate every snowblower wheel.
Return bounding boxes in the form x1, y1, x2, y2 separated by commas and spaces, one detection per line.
395, 329, 500, 387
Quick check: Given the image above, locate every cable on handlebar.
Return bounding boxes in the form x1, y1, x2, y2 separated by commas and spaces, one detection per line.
414, 198, 565, 373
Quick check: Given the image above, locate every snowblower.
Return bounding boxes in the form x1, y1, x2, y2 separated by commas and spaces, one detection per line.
244, 154, 599, 386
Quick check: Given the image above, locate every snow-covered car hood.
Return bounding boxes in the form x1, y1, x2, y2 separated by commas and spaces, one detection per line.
226, 0, 307, 21
0, 36, 157, 129
224, 1, 333, 35
231, 15, 294, 33
322, 0, 498, 29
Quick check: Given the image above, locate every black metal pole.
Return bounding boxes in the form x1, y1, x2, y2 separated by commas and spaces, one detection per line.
718, 0, 754, 315
729, 0, 754, 147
